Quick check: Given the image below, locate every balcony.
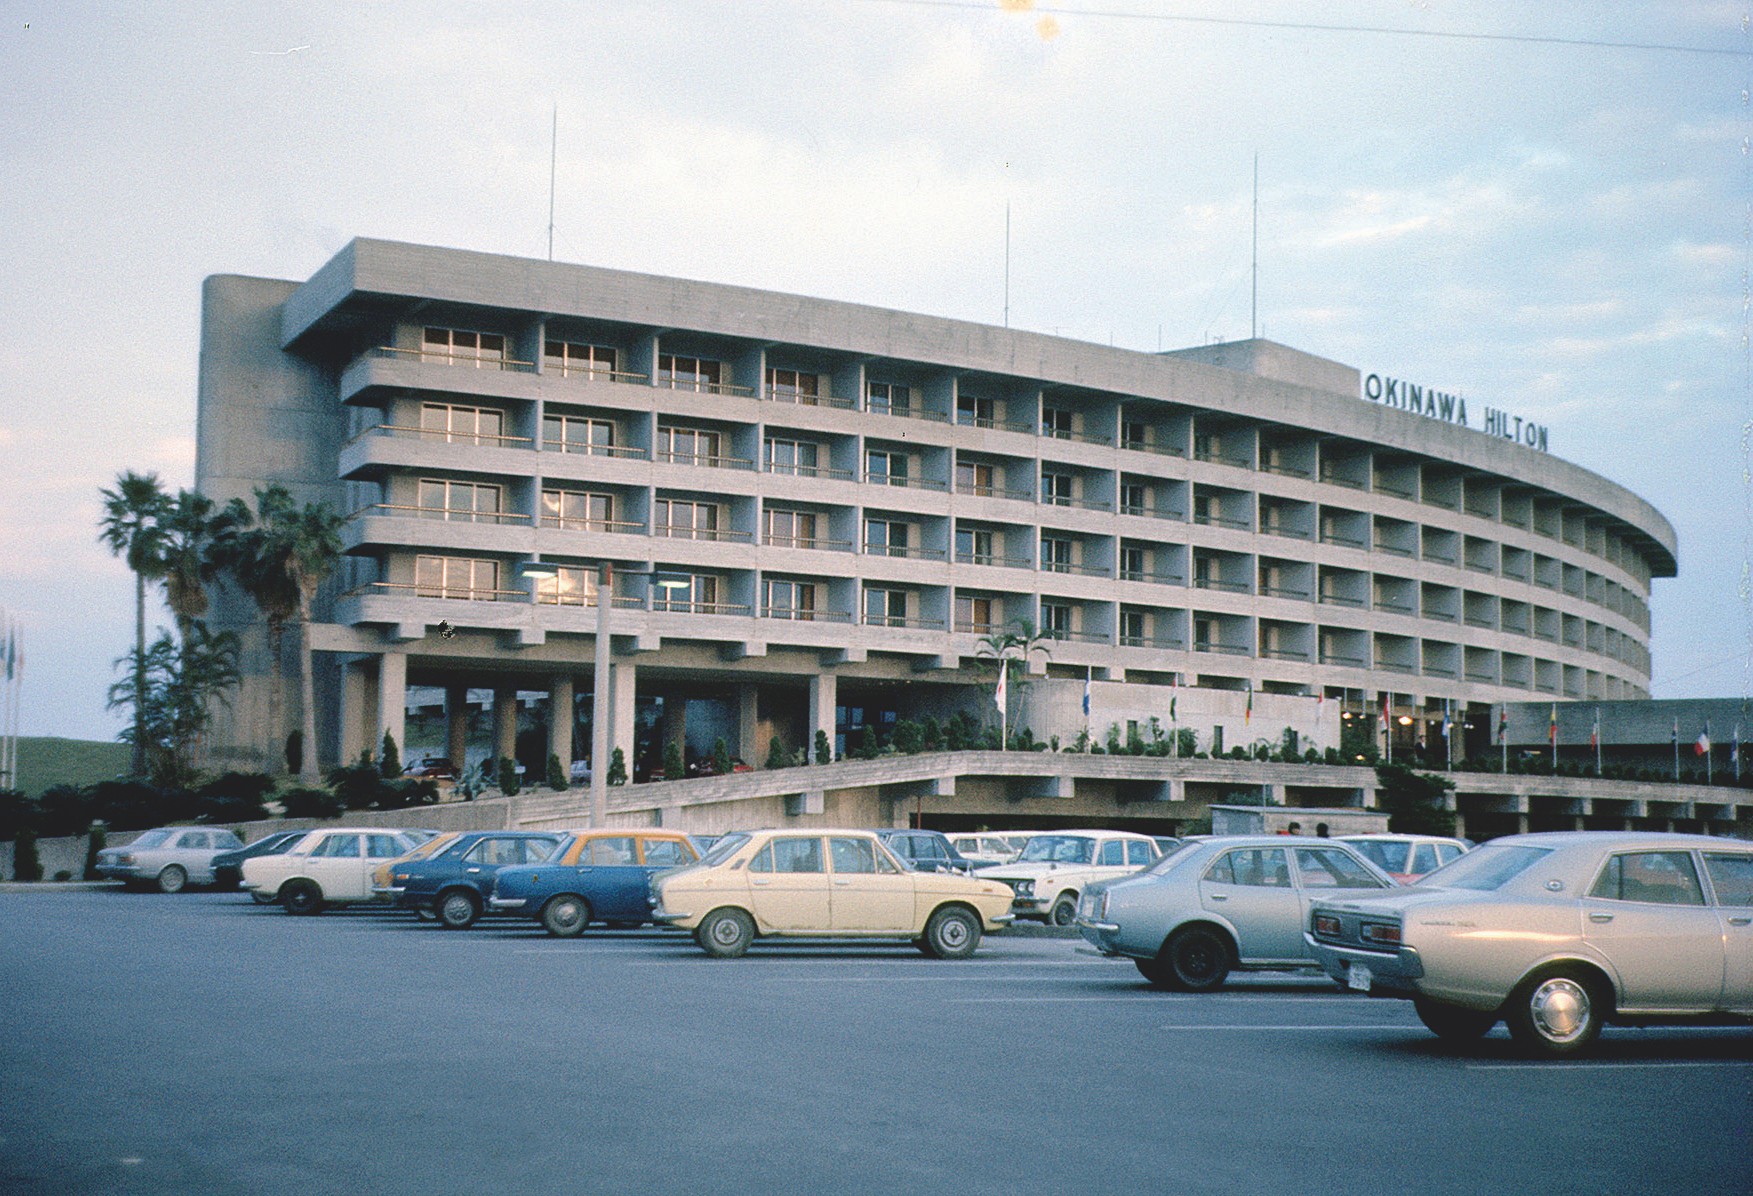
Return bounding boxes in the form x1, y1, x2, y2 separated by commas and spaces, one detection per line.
1193, 448, 1253, 469
1192, 641, 1251, 657
1042, 561, 1111, 578
864, 544, 949, 561
538, 517, 647, 536
955, 551, 1031, 568
862, 613, 947, 630
1258, 585, 1311, 600
758, 606, 854, 622
1192, 577, 1251, 594
1043, 628, 1112, 644
361, 345, 537, 374
956, 413, 1035, 434
870, 402, 949, 423
652, 600, 755, 616
346, 580, 527, 603
655, 450, 756, 471
765, 387, 856, 410
1319, 651, 1366, 667
1041, 495, 1114, 513
864, 473, 950, 492
657, 377, 755, 398
1121, 438, 1185, 458
1318, 531, 1368, 549
1120, 635, 1183, 649
1318, 593, 1368, 609
1192, 512, 1251, 531
956, 481, 1034, 502
1258, 461, 1312, 479
765, 461, 856, 481
1259, 646, 1311, 661
1318, 470, 1368, 491
653, 525, 755, 544
764, 534, 855, 553
348, 502, 528, 526
541, 442, 650, 461
346, 423, 534, 451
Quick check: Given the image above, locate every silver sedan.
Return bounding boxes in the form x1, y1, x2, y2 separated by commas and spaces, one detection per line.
1306, 831, 1753, 1057
94, 827, 246, 892
1077, 836, 1396, 990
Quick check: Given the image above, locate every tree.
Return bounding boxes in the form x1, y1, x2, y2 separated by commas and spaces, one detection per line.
814, 730, 833, 765
1374, 763, 1459, 836
379, 731, 402, 779
99, 471, 171, 777
975, 618, 1053, 737
106, 623, 241, 790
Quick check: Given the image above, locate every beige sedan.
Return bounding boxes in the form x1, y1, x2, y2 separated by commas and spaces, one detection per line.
650, 829, 1016, 958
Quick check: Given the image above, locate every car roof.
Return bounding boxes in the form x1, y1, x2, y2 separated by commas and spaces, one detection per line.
1486, 831, 1749, 850
1020, 828, 1157, 839
1339, 833, 1466, 844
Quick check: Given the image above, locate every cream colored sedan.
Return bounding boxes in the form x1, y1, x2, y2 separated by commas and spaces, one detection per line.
650, 829, 1016, 958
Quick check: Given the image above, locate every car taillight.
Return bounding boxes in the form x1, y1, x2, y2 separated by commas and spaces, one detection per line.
1360, 921, 1402, 946
1313, 914, 1341, 937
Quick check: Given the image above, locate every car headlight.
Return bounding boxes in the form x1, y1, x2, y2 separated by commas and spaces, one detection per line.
1014, 879, 1034, 899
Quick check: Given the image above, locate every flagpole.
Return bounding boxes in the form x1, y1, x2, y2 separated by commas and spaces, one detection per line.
1499, 704, 1507, 774
1593, 707, 1602, 776
1705, 720, 1713, 784
1672, 718, 1679, 781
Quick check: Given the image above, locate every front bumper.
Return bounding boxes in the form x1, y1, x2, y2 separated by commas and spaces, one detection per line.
487, 895, 531, 911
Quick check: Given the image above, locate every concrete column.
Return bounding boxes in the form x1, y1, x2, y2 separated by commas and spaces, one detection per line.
493, 686, 518, 762
737, 684, 760, 767
610, 662, 638, 773
376, 652, 407, 765
339, 659, 371, 766
446, 683, 469, 769
808, 672, 837, 763
549, 675, 575, 772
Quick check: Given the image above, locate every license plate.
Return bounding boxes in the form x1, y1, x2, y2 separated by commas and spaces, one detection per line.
1347, 963, 1373, 993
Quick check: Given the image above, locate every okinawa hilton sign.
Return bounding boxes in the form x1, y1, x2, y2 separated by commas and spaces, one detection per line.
1362, 373, 1549, 452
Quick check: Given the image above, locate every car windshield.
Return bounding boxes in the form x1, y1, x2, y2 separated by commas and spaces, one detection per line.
701, 833, 751, 867
1350, 841, 1411, 872
130, 830, 173, 849
403, 833, 460, 862
1018, 836, 1096, 864
1142, 839, 1204, 876
1417, 843, 1552, 891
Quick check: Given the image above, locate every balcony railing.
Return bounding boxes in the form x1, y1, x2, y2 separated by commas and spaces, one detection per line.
956, 413, 1035, 434
1119, 569, 1172, 584
1193, 448, 1253, 469
759, 606, 854, 622
1374, 600, 1416, 614
1121, 438, 1185, 457
655, 450, 756, 470
653, 525, 755, 544
864, 544, 949, 561
546, 365, 650, 386
1042, 495, 1114, 512
1192, 641, 1251, 657
657, 377, 756, 398
541, 442, 650, 460
346, 423, 534, 450
1120, 635, 1182, 649
864, 473, 949, 492
539, 517, 647, 535
347, 503, 526, 525
1043, 628, 1112, 644
871, 403, 949, 423
1258, 460, 1313, 479
1259, 646, 1311, 661
1258, 585, 1311, 600
1260, 523, 1313, 541
344, 580, 527, 602
862, 614, 947, 630
1319, 651, 1367, 667
1374, 482, 1417, 500
765, 461, 856, 481
1318, 593, 1368, 609
1374, 542, 1416, 557
766, 387, 856, 410
1041, 561, 1111, 578
956, 482, 1034, 502
955, 551, 1032, 568
365, 345, 537, 373
955, 621, 1005, 635
1319, 531, 1368, 549
1318, 470, 1369, 490
764, 534, 855, 553
652, 600, 755, 616
1192, 577, 1251, 594
1192, 512, 1251, 530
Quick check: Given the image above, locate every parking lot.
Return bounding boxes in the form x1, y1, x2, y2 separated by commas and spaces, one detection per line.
1, 888, 1748, 1195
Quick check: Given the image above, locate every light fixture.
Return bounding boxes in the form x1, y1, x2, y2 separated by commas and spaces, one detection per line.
1397, 715, 1414, 726
517, 560, 558, 580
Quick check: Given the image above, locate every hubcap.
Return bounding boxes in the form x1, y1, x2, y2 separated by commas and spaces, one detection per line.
711, 917, 742, 946
939, 918, 969, 948
1179, 939, 1218, 980
553, 902, 581, 929
444, 896, 471, 923
1529, 977, 1591, 1043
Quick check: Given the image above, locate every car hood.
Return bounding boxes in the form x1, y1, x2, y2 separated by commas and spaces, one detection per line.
1307, 886, 1499, 915
974, 861, 1095, 881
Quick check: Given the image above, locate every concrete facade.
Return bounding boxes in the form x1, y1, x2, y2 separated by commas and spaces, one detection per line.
195, 239, 1677, 795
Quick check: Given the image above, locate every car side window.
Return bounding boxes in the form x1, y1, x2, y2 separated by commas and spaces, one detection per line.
465, 838, 518, 866
748, 844, 774, 873
1207, 849, 1291, 887
1411, 844, 1438, 875
830, 837, 878, 874
1099, 840, 1126, 866
770, 837, 825, 874
918, 837, 947, 862
176, 832, 206, 849
314, 834, 362, 859
526, 838, 562, 863
366, 835, 403, 858
1436, 844, 1463, 865
1294, 847, 1385, 890
1702, 853, 1753, 906
589, 837, 637, 866
1591, 851, 1706, 906
887, 837, 915, 860
1127, 841, 1154, 866
641, 839, 691, 867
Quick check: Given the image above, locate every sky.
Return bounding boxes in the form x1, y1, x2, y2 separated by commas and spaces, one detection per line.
1, 0, 1747, 741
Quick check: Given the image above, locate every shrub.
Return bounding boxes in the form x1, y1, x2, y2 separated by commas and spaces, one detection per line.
284, 730, 303, 775
920, 717, 944, 752
0, 789, 35, 841
546, 753, 567, 791
279, 787, 344, 820
497, 758, 521, 797
379, 732, 402, 779
1105, 724, 1124, 754
814, 730, 832, 765
891, 719, 923, 755
377, 778, 438, 809
84, 823, 106, 880
330, 755, 388, 810
663, 741, 684, 782
765, 737, 791, 770
13, 827, 42, 882
712, 737, 733, 776
607, 748, 627, 786
454, 763, 488, 801
195, 794, 268, 824
1374, 762, 1458, 836
87, 780, 187, 833
197, 772, 277, 803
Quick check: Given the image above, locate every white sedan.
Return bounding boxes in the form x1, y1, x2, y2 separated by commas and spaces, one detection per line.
242, 827, 423, 914
976, 830, 1161, 925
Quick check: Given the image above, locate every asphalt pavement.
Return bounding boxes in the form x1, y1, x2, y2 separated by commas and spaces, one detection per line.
1, 888, 1748, 1195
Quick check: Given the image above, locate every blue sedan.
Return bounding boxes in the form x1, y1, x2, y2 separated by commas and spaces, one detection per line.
488, 830, 701, 937
378, 831, 565, 929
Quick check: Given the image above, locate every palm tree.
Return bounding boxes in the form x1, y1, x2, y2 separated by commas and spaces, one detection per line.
98, 471, 170, 777
975, 618, 1053, 744
215, 485, 342, 782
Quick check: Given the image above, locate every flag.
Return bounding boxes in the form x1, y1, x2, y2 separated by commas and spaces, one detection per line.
1672, 718, 1679, 748
1082, 672, 1091, 720
1548, 703, 1557, 744
1380, 692, 1389, 729
1496, 706, 1507, 744
993, 662, 1007, 716
1169, 675, 1177, 723
2, 625, 11, 682
1440, 702, 1452, 742
1695, 720, 1711, 756
1244, 682, 1253, 725
1589, 708, 1600, 750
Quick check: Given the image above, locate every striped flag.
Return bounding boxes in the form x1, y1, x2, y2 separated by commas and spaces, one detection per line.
1589, 708, 1600, 750
1244, 682, 1253, 725
994, 661, 1007, 716
1548, 703, 1558, 744
1082, 672, 1091, 720
1695, 720, 1711, 756
1169, 675, 1177, 724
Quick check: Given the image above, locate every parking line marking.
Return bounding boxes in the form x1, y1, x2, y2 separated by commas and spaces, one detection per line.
1465, 1060, 1753, 1071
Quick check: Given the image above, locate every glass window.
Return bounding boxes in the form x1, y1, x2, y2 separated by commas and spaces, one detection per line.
956, 461, 996, 495
765, 508, 818, 547
1207, 848, 1291, 887
1017, 836, 1096, 865
915, 837, 947, 862
366, 835, 404, 858
770, 837, 825, 874
414, 556, 501, 601
526, 837, 563, 863
763, 579, 816, 620
1099, 840, 1126, 866
868, 381, 912, 415
956, 394, 994, 426
424, 327, 507, 366
176, 832, 207, 849
313, 834, 362, 859
420, 402, 505, 445
830, 837, 878, 874
534, 565, 599, 607
1042, 408, 1073, 439
545, 340, 615, 377
1420, 844, 1553, 891
588, 837, 638, 866
657, 354, 722, 391
543, 415, 615, 454
465, 837, 523, 866
767, 368, 819, 403
1295, 848, 1385, 890
1703, 853, 1753, 906
657, 426, 722, 462
1436, 844, 1463, 865
1590, 851, 1706, 906
642, 839, 694, 867
748, 843, 774, 873
766, 438, 820, 474
1352, 840, 1411, 873
1127, 841, 1155, 866
1041, 471, 1073, 505
867, 450, 907, 485
864, 587, 907, 626
1411, 844, 1438, 875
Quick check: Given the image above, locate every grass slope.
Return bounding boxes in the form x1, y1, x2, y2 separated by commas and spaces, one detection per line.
14, 737, 131, 796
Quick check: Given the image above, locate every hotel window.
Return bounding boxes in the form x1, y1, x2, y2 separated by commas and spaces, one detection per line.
867, 382, 912, 416
956, 527, 994, 564
543, 415, 615, 455
1120, 545, 1148, 580
765, 508, 819, 548
1042, 408, 1074, 440
956, 394, 994, 427
865, 519, 910, 557
1040, 535, 1073, 574
865, 586, 908, 627
768, 368, 819, 404
1120, 482, 1149, 515
420, 403, 504, 446
416, 479, 502, 522
540, 489, 613, 531
414, 556, 501, 601
655, 499, 720, 540
1041, 601, 1072, 638
657, 426, 722, 464
1041, 471, 1073, 506
763, 579, 817, 620
766, 438, 820, 476
955, 594, 995, 632
422, 327, 506, 367
1121, 420, 1149, 449
1120, 608, 1148, 644
544, 341, 615, 378
955, 460, 996, 496
656, 573, 719, 611
534, 566, 599, 607
867, 449, 908, 486
657, 354, 722, 391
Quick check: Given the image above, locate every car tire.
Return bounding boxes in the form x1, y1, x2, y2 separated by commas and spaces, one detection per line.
156, 865, 188, 894
1163, 926, 1231, 992
1135, 953, 1179, 990
922, 906, 982, 960
1048, 894, 1079, 927
281, 880, 324, 916
250, 890, 278, 905
437, 890, 480, 930
541, 895, 590, 938
1504, 968, 1605, 1058
696, 907, 754, 958
1414, 997, 1497, 1042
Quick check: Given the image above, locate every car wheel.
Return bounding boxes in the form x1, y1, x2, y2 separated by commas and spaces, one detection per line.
1414, 997, 1497, 1042
156, 865, 188, 894
1505, 969, 1605, 1058
541, 895, 590, 938
281, 880, 324, 916
1135, 953, 1179, 990
437, 890, 480, 930
1163, 926, 1231, 992
922, 906, 981, 960
250, 890, 278, 905
1048, 894, 1079, 927
696, 908, 754, 958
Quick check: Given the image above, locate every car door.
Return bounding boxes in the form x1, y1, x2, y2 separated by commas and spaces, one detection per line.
303, 833, 364, 897
1290, 846, 1393, 960
576, 836, 650, 920
1702, 850, 1753, 1010
1092, 838, 1135, 884
1583, 850, 1725, 1009
1199, 847, 1301, 961
828, 836, 915, 931
746, 836, 832, 930
171, 831, 210, 880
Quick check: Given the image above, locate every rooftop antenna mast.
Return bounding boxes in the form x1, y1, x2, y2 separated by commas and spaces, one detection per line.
1250, 153, 1258, 340
547, 104, 557, 262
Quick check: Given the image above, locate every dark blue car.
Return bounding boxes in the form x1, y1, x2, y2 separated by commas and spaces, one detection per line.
212, 830, 310, 899
378, 831, 565, 929
487, 830, 701, 937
